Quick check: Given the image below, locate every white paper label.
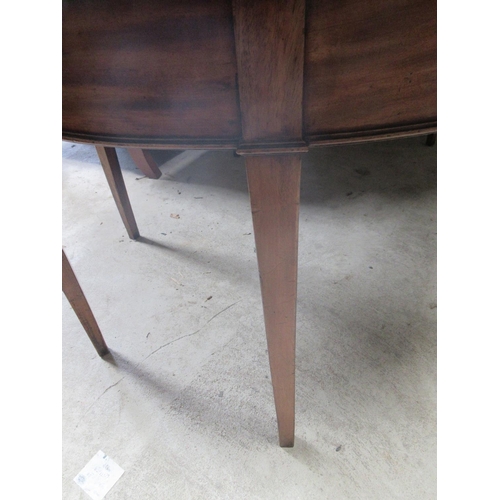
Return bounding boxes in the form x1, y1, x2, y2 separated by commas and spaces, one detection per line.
73, 450, 124, 500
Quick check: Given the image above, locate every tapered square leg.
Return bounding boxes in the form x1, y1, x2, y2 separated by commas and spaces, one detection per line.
96, 146, 140, 239
127, 148, 162, 179
62, 250, 109, 357
246, 154, 301, 447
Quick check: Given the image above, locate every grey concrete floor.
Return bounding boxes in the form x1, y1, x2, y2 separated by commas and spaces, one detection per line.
62, 137, 436, 499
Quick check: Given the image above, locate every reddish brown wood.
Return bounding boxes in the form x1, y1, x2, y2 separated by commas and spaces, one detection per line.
303, 0, 437, 136
62, 0, 437, 446
309, 123, 437, 147
62, 0, 241, 142
236, 142, 308, 155
232, 0, 306, 146
62, 250, 109, 357
246, 155, 301, 447
95, 146, 140, 240
127, 148, 162, 179
62, 0, 436, 148
63, 134, 239, 150
233, 2, 306, 446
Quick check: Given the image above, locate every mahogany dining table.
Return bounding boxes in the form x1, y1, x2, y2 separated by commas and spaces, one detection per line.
62, 0, 436, 447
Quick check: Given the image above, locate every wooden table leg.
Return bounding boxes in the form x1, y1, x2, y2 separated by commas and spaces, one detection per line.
127, 148, 162, 179
62, 250, 109, 357
246, 154, 301, 447
96, 146, 140, 239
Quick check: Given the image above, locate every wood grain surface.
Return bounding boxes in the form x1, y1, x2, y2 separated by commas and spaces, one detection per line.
233, 0, 305, 145
62, 249, 109, 357
127, 148, 162, 179
246, 155, 301, 447
63, 0, 436, 147
95, 146, 140, 239
63, 0, 241, 142
304, 0, 437, 137
62, 0, 437, 447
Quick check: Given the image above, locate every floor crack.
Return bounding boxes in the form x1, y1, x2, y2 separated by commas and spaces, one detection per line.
75, 299, 242, 429
139, 299, 242, 365
75, 376, 125, 428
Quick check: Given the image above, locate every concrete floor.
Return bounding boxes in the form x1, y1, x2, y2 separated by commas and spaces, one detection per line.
62, 137, 436, 499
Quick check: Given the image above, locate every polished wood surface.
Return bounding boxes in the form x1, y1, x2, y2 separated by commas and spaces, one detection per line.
63, 0, 241, 145
62, 250, 109, 357
304, 0, 437, 141
233, 0, 305, 147
233, 2, 306, 445
127, 148, 162, 179
246, 155, 301, 447
96, 146, 140, 239
62, 0, 436, 148
63, 0, 436, 446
